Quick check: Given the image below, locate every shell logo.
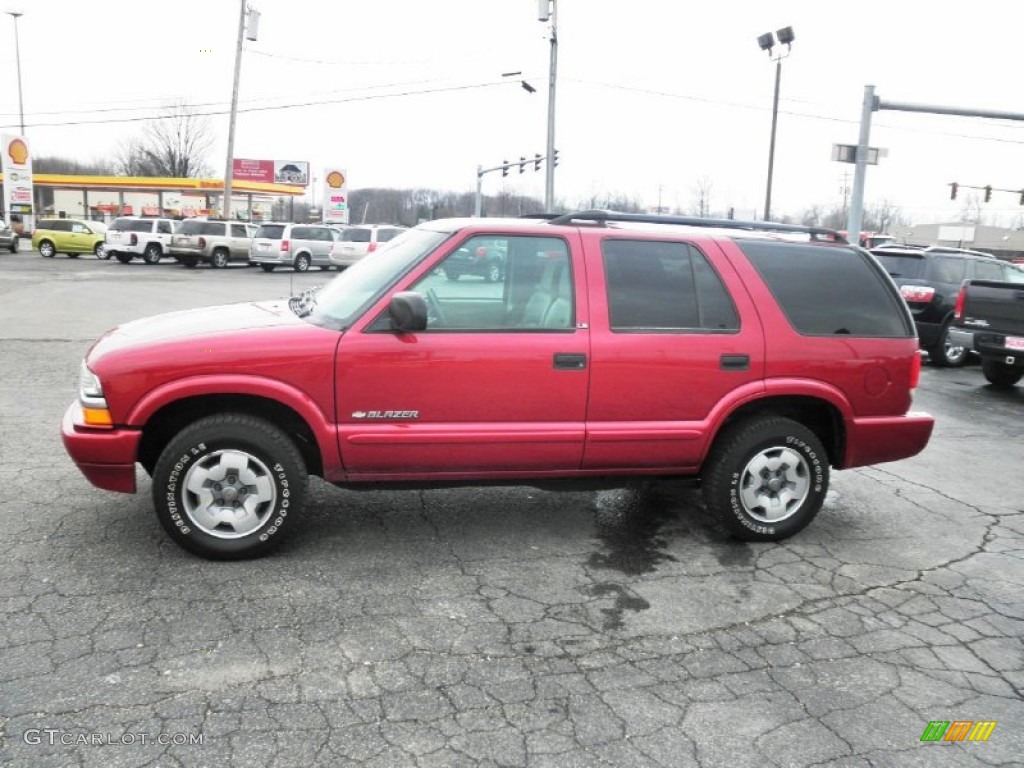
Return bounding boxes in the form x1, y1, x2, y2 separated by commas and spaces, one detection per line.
326, 171, 345, 189
7, 138, 29, 165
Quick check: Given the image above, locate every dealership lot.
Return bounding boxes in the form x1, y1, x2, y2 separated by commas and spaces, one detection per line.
0, 251, 1021, 767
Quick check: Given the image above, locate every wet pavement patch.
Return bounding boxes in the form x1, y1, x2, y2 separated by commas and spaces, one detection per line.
590, 582, 651, 630
587, 484, 680, 576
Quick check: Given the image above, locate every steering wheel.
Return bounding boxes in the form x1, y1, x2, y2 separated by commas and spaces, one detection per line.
426, 287, 449, 327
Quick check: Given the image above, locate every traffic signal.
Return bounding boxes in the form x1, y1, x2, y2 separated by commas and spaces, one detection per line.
984, 185, 992, 203
553, 149, 559, 167
534, 153, 542, 171
950, 182, 958, 200
519, 156, 526, 174
502, 160, 508, 178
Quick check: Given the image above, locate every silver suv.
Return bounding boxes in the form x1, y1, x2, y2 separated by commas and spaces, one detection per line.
249, 222, 340, 272
105, 217, 179, 265
169, 220, 257, 268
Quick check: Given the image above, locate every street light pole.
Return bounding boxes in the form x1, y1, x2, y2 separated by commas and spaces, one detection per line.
7, 11, 25, 136
222, 0, 247, 219
540, 0, 557, 212
757, 26, 794, 222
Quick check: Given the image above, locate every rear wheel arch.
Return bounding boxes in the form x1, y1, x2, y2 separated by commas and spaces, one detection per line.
137, 394, 324, 479
707, 396, 844, 469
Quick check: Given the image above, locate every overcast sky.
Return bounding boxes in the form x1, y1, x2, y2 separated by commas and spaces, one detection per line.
4, 0, 1024, 225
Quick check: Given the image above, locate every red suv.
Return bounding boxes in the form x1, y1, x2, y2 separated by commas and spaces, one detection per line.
62, 211, 934, 559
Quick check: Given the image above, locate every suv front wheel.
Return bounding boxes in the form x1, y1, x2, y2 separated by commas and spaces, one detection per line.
703, 417, 829, 542
152, 414, 308, 560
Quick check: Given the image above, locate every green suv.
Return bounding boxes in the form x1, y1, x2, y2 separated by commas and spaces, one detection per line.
32, 219, 108, 258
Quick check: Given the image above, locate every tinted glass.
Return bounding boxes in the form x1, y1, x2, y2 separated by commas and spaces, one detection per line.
602, 239, 738, 332
378, 228, 402, 242
1004, 265, 1024, 284
291, 226, 313, 239
928, 256, 967, 284
110, 218, 152, 232
873, 252, 926, 279
255, 224, 285, 240
741, 240, 912, 337
157, 220, 174, 234
230, 224, 248, 237
40, 220, 69, 232
342, 228, 372, 243
179, 220, 224, 236
973, 260, 1004, 281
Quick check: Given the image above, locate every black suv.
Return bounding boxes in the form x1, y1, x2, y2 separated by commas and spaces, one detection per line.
870, 245, 1024, 366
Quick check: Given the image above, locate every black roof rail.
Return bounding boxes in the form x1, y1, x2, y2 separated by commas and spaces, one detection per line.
546, 209, 848, 243
519, 212, 560, 220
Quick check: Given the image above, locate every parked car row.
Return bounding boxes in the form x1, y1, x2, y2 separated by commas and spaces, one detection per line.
23, 217, 407, 272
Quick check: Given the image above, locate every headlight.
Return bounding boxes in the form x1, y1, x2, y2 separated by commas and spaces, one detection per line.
78, 362, 112, 427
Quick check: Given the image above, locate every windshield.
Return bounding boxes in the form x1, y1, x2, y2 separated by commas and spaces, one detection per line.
308, 227, 451, 328
342, 228, 372, 242
109, 218, 152, 232
256, 224, 286, 240
873, 252, 925, 279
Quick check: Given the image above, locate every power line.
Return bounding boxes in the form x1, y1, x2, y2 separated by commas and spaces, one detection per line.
0, 80, 507, 130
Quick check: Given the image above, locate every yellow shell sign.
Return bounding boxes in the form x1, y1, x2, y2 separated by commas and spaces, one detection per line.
326, 171, 345, 189
7, 137, 29, 165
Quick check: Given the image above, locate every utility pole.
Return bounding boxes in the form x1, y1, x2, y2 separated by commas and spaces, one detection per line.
222, 0, 247, 219
539, 0, 558, 212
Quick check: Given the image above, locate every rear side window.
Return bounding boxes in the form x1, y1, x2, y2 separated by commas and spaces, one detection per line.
255, 224, 285, 240
973, 260, 1004, 281
291, 226, 313, 239
180, 220, 224, 236
928, 256, 967, 284
342, 228, 372, 243
378, 228, 402, 243
602, 239, 739, 332
230, 224, 249, 237
157, 221, 175, 235
741, 241, 912, 337
40, 220, 70, 232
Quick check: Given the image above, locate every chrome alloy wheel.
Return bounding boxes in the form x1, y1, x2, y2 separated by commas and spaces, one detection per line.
181, 449, 277, 538
737, 446, 811, 524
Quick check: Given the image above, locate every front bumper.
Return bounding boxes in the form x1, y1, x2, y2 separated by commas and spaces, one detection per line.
61, 403, 141, 493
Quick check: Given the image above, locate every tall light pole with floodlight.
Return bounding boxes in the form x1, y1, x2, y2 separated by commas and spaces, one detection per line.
757, 25, 794, 222
538, 0, 557, 212
7, 10, 25, 136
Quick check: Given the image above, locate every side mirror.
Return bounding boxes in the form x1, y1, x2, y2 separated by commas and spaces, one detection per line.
389, 291, 428, 332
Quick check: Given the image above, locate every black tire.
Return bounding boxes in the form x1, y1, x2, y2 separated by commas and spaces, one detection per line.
982, 359, 1022, 389
444, 269, 460, 281
703, 417, 829, 542
115, 253, 133, 264
260, 264, 275, 273
929, 322, 967, 367
211, 248, 230, 269
93, 243, 106, 258
181, 256, 198, 268
9, 238, 17, 253
142, 243, 162, 265
38, 240, 56, 258
485, 261, 502, 283
294, 253, 311, 272
152, 414, 308, 560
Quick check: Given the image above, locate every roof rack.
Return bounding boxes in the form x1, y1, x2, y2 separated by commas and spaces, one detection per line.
546, 209, 847, 243
519, 212, 560, 220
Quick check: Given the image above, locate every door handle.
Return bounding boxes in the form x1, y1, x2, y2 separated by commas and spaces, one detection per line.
553, 353, 587, 370
720, 354, 750, 371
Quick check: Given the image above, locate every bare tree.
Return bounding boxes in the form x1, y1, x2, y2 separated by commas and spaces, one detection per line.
865, 199, 906, 232
690, 176, 713, 217
115, 102, 214, 177
34, 155, 116, 174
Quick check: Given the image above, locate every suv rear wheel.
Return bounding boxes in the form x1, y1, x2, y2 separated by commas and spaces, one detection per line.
260, 264, 275, 273
930, 323, 967, 367
703, 417, 829, 542
115, 253, 133, 264
210, 248, 230, 269
294, 254, 311, 272
152, 414, 308, 560
143, 243, 163, 265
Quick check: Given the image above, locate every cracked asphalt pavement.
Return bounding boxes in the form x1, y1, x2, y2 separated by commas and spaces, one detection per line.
1, 253, 1021, 767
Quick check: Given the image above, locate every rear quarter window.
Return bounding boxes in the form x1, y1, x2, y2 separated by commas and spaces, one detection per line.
740, 240, 913, 337
342, 228, 372, 243
927, 256, 967, 284
873, 252, 925, 279
255, 224, 285, 240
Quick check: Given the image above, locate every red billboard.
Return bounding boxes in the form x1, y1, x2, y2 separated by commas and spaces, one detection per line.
232, 158, 274, 183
